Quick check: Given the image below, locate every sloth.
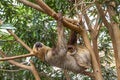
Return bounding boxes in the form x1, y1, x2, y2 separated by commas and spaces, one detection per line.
32, 42, 91, 73
32, 13, 91, 74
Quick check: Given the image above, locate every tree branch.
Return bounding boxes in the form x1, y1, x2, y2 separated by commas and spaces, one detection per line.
84, 13, 93, 31
94, 15, 100, 30
18, 0, 84, 34
0, 53, 34, 61
0, 50, 41, 80
18, 0, 45, 13
64, 70, 70, 80
95, 1, 113, 36
35, 0, 84, 32
35, 0, 58, 19
30, 60, 41, 80
0, 50, 31, 70
82, 30, 103, 80
0, 69, 23, 72
7, 29, 32, 52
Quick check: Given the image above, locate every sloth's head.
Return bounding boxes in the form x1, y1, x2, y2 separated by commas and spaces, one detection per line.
32, 42, 51, 61
34, 42, 43, 49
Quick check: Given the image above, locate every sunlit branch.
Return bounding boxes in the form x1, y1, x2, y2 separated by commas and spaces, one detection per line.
0, 50, 31, 69
35, 0, 84, 33
0, 53, 34, 61
18, 0, 84, 34
7, 29, 32, 52
18, 0, 45, 13
35, 0, 58, 19
0, 50, 41, 80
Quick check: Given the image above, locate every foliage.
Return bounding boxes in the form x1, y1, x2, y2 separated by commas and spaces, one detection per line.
98, 27, 117, 79
0, 0, 71, 80
0, 0, 120, 80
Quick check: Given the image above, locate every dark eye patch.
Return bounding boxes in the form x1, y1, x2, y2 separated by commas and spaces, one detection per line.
35, 42, 43, 48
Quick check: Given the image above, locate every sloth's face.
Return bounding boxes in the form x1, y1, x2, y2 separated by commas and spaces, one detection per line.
32, 42, 49, 61
34, 42, 43, 50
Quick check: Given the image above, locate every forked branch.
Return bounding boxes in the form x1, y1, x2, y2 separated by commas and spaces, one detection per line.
0, 23, 41, 79
18, 0, 84, 34
0, 50, 41, 80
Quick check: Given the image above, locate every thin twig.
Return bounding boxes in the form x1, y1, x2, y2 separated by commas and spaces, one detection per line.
0, 53, 34, 61
0, 50, 31, 70
0, 69, 23, 72
0, 50, 41, 80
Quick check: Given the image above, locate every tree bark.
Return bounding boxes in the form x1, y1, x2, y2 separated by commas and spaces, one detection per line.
82, 31, 103, 80
111, 23, 120, 80
95, 2, 120, 80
